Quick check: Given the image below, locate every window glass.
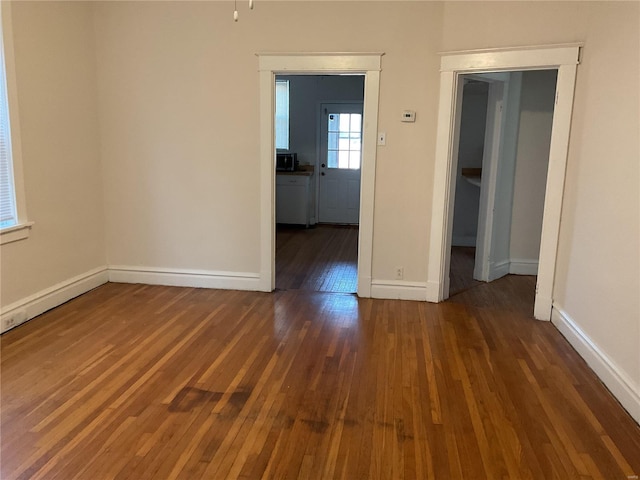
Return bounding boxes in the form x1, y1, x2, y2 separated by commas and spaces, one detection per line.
274, 80, 289, 150
327, 113, 362, 170
0, 21, 17, 229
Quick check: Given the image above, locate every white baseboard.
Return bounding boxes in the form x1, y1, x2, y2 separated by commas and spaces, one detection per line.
1, 266, 109, 334
487, 259, 510, 281
358, 275, 372, 298
425, 280, 441, 303
452, 235, 476, 247
509, 258, 538, 275
108, 265, 262, 291
370, 280, 427, 301
551, 305, 640, 424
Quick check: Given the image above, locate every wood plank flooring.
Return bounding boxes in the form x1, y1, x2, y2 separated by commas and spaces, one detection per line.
2, 280, 639, 479
276, 225, 358, 293
449, 246, 482, 296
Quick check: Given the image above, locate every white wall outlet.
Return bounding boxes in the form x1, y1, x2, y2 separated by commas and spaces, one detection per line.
377, 132, 386, 146
401, 110, 416, 122
395, 266, 404, 280
2, 308, 27, 332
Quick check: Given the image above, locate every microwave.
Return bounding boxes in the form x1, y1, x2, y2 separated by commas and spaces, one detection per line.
276, 153, 298, 172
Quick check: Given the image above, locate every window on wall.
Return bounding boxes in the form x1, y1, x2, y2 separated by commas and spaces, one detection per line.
274, 79, 289, 150
0, 31, 17, 229
0, 5, 30, 244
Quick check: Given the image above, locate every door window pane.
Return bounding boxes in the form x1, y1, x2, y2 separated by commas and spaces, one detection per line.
327, 113, 362, 170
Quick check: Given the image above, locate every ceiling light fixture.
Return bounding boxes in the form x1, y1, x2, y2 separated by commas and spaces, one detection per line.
234, 0, 254, 22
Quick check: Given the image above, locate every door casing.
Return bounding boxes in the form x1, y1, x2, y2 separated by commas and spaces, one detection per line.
427, 44, 580, 320
257, 53, 383, 297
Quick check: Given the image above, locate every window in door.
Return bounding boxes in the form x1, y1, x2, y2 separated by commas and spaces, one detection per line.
327, 113, 362, 169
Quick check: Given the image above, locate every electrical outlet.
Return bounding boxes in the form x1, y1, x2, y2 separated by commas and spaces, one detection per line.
395, 266, 404, 280
2, 309, 27, 332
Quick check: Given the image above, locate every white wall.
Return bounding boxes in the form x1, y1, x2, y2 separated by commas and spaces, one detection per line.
552, 3, 639, 418
509, 69, 557, 264
0, 2, 106, 315
93, 1, 442, 282
281, 75, 365, 167
452, 81, 488, 247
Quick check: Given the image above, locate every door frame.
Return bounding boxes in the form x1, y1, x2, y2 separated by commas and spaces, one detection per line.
473, 76, 506, 282
258, 53, 383, 296
426, 44, 580, 320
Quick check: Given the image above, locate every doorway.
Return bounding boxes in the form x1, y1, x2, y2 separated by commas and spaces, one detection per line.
274, 76, 365, 293
427, 45, 580, 320
258, 53, 383, 297
449, 70, 558, 300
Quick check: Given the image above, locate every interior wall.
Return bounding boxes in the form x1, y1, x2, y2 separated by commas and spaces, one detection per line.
280, 75, 365, 167
509, 69, 557, 263
1, 0, 637, 422
94, 1, 443, 281
553, 3, 640, 393
451, 81, 488, 247
442, 0, 639, 420
0, 2, 105, 307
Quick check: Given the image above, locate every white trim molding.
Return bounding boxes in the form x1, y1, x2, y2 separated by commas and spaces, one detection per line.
427, 44, 581, 320
108, 266, 262, 291
509, 258, 538, 276
552, 305, 640, 424
451, 235, 476, 247
370, 280, 428, 302
257, 52, 383, 298
439, 44, 581, 72
0, 266, 108, 333
1, 2, 31, 236
0, 221, 33, 245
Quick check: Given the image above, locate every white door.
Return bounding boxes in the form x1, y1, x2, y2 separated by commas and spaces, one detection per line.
318, 103, 363, 224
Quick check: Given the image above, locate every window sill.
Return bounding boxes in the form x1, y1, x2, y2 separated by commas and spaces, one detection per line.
0, 221, 34, 245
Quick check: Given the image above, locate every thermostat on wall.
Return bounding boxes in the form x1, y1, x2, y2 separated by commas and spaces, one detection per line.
401, 110, 416, 123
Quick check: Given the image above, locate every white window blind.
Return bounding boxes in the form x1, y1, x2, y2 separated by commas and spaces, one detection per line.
0, 23, 17, 229
274, 79, 289, 150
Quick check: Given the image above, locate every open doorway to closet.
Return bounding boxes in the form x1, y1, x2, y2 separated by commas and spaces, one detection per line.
426, 45, 580, 320
449, 70, 558, 298
274, 74, 365, 294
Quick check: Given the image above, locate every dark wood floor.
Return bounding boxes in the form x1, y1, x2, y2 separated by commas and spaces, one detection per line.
449, 246, 482, 296
276, 224, 358, 293
2, 280, 639, 479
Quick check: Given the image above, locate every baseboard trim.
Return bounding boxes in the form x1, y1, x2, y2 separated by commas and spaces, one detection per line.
509, 258, 539, 275
551, 305, 640, 424
108, 265, 262, 291
358, 275, 373, 298
371, 280, 427, 301
488, 259, 510, 281
1, 266, 109, 334
452, 235, 476, 247
425, 280, 441, 303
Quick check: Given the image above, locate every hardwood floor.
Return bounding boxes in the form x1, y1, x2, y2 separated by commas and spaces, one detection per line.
449, 246, 482, 296
276, 225, 358, 293
2, 281, 639, 479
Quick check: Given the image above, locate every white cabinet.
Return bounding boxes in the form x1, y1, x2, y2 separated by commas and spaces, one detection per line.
276, 174, 312, 226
